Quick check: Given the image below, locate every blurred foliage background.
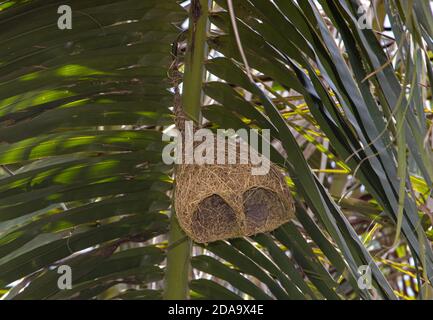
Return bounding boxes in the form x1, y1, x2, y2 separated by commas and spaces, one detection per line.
0, 0, 432, 300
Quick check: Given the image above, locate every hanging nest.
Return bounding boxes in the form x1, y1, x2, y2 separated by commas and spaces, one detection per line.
170, 57, 294, 243
174, 135, 295, 243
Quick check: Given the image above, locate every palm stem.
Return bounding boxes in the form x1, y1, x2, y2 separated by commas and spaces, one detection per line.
164, 0, 210, 300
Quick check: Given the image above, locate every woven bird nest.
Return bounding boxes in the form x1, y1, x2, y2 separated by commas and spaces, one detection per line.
171, 64, 294, 243
174, 136, 295, 243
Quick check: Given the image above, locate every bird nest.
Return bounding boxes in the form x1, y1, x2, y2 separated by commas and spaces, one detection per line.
171, 81, 295, 243
174, 155, 295, 243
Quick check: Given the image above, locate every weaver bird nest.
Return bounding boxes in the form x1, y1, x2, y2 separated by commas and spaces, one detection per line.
170, 73, 295, 242
174, 137, 295, 243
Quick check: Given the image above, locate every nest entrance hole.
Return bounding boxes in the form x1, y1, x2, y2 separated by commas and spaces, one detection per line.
243, 187, 286, 232
191, 194, 238, 241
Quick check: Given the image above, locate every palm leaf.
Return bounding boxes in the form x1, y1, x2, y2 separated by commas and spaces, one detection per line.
0, 0, 432, 300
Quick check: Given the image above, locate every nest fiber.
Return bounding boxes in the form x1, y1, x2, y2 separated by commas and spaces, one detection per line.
175, 150, 295, 243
